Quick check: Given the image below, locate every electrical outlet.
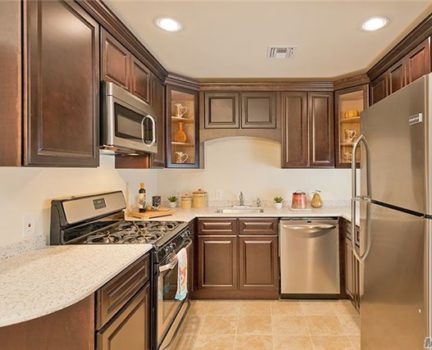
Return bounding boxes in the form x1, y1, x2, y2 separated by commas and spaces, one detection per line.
215, 190, 223, 200
22, 214, 35, 237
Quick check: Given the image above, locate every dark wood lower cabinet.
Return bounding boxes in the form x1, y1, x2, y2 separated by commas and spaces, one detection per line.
97, 283, 150, 350
194, 218, 279, 299
0, 296, 95, 350
239, 236, 278, 290
198, 236, 238, 290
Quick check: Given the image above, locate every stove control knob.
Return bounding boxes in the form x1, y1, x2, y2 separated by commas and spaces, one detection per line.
170, 242, 177, 250
164, 247, 171, 255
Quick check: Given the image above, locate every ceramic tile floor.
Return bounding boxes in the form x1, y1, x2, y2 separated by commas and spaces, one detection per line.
174, 300, 360, 350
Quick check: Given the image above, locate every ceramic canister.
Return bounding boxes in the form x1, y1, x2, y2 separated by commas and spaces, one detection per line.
180, 195, 192, 209
192, 189, 208, 208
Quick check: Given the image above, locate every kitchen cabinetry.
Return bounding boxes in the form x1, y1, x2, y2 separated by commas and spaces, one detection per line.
195, 218, 279, 299
96, 254, 151, 350
204, 92, 240, 128
166, 85, 200, 168
241, 92, 277, 128
101, 29, 151, 104
369, 37, 431, 105
370, 73, 388, 105
335, 85, 368, 168
341, 218, 360, 311
281, 91, 334, 168
203, 91, 277, 129
25, 0, 100, 167
0, 253, 151, 350
151, 76, 166, 167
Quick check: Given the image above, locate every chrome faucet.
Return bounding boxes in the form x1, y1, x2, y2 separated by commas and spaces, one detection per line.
256, 198, 262, 207
239, 192, 244, 206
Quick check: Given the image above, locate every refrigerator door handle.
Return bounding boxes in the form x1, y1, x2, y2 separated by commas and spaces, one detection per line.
351, 134, 372, 262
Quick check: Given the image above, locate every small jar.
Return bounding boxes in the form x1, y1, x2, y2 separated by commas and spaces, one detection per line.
192, 189, 208, 208
181, 195, 192, 209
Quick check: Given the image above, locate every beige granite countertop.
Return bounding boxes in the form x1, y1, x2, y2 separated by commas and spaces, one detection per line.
127, 205, 358, 225
0, 244, 152, 327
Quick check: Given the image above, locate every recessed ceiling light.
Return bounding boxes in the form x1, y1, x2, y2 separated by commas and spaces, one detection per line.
155, 17, 182, 32
361, 17, 389, 32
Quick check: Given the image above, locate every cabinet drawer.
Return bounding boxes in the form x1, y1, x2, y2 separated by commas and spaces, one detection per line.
96, 254, 150, 329
198, 218, 238, 235
239, 218, 278, 235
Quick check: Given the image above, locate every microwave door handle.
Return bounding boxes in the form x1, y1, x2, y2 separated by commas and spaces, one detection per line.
147, 114, 156, 147
140, 117, 146, 144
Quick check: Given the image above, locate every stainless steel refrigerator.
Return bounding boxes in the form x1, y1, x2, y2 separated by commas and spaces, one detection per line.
352, 74, 432, 349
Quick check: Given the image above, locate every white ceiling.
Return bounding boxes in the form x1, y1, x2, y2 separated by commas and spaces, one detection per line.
106, 0, 432, 78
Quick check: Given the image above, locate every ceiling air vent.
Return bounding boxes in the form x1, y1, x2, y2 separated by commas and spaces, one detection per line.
268, 46, 295, 59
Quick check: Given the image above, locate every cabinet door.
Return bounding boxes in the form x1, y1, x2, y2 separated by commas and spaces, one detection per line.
130, 56, 151, 103
151, 76, 165, 168
198, 236, 237, 290
370, 73, 388, 105
239, 236, 278, 291
204, 92, 240, 129
308, 92, 334, 167
406, 38, 431, 84
97, 284, 150, 350
241, 92, 277, 128
25, 0, 99, 167
344, 238, 355, 299
281, 92, 308, 167
388, 59, 406, 94
101, 29, 130, 90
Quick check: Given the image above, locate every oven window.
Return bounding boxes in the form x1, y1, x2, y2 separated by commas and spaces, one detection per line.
114, 103, 144, 142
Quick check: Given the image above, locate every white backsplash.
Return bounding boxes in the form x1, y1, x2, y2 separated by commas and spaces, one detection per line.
157, 137, 352, 205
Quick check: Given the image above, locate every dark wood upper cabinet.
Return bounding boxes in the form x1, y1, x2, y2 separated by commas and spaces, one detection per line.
0, 1, 21, 166
130, 56, 151, 104
388, 59, 406, 94
101, 29, 130, 90
281, 92, 308, 168
204, 92, 240, 128
151, 76, 165, 167
308, 92, 334, 167
370, 73, 388, 105
241, 92, 277, 128
406, 37, 431, 84
25, 0, 99, 167
239, 236, 278, 291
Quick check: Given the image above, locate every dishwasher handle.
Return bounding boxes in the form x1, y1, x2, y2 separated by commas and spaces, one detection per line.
281, 224, 336, 237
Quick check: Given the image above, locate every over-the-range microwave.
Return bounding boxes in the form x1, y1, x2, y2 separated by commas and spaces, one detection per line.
101, 81, 157, 154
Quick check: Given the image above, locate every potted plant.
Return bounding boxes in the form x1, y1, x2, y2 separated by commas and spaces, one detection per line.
167, 195, 178, 208
274, 196, 284, 209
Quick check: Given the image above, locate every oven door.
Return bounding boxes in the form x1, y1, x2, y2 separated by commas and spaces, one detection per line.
103, 82, 157, 154
157, 241, 192, 348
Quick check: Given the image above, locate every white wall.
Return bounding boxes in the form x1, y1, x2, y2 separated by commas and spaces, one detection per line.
157, 137, 352, 205
0, 137, 352, 249
0, 156, 158, 248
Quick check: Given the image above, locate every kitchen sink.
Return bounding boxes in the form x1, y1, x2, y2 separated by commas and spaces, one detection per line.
216, 207, 264, 214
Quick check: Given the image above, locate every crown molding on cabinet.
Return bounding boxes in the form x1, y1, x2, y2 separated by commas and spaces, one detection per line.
367, 13, 432, 81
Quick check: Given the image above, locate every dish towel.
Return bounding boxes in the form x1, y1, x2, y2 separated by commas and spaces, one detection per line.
175, 248, 188, 301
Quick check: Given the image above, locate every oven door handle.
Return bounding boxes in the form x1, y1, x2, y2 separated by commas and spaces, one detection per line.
159, 255, 178, 272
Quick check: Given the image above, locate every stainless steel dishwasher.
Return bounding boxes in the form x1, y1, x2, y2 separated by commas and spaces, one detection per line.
279, 218, 340, 296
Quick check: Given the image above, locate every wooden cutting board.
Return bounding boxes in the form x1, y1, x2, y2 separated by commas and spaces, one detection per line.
127, 208, 175, 220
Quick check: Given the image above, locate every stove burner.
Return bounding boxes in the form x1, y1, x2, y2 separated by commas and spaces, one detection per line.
83, 221, 183, 244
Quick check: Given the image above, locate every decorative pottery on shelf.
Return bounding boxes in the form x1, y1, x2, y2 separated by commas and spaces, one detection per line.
174, 121, 187, 143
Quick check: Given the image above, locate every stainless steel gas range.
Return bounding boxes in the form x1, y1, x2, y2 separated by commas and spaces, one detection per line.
49, 191, 192, 350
